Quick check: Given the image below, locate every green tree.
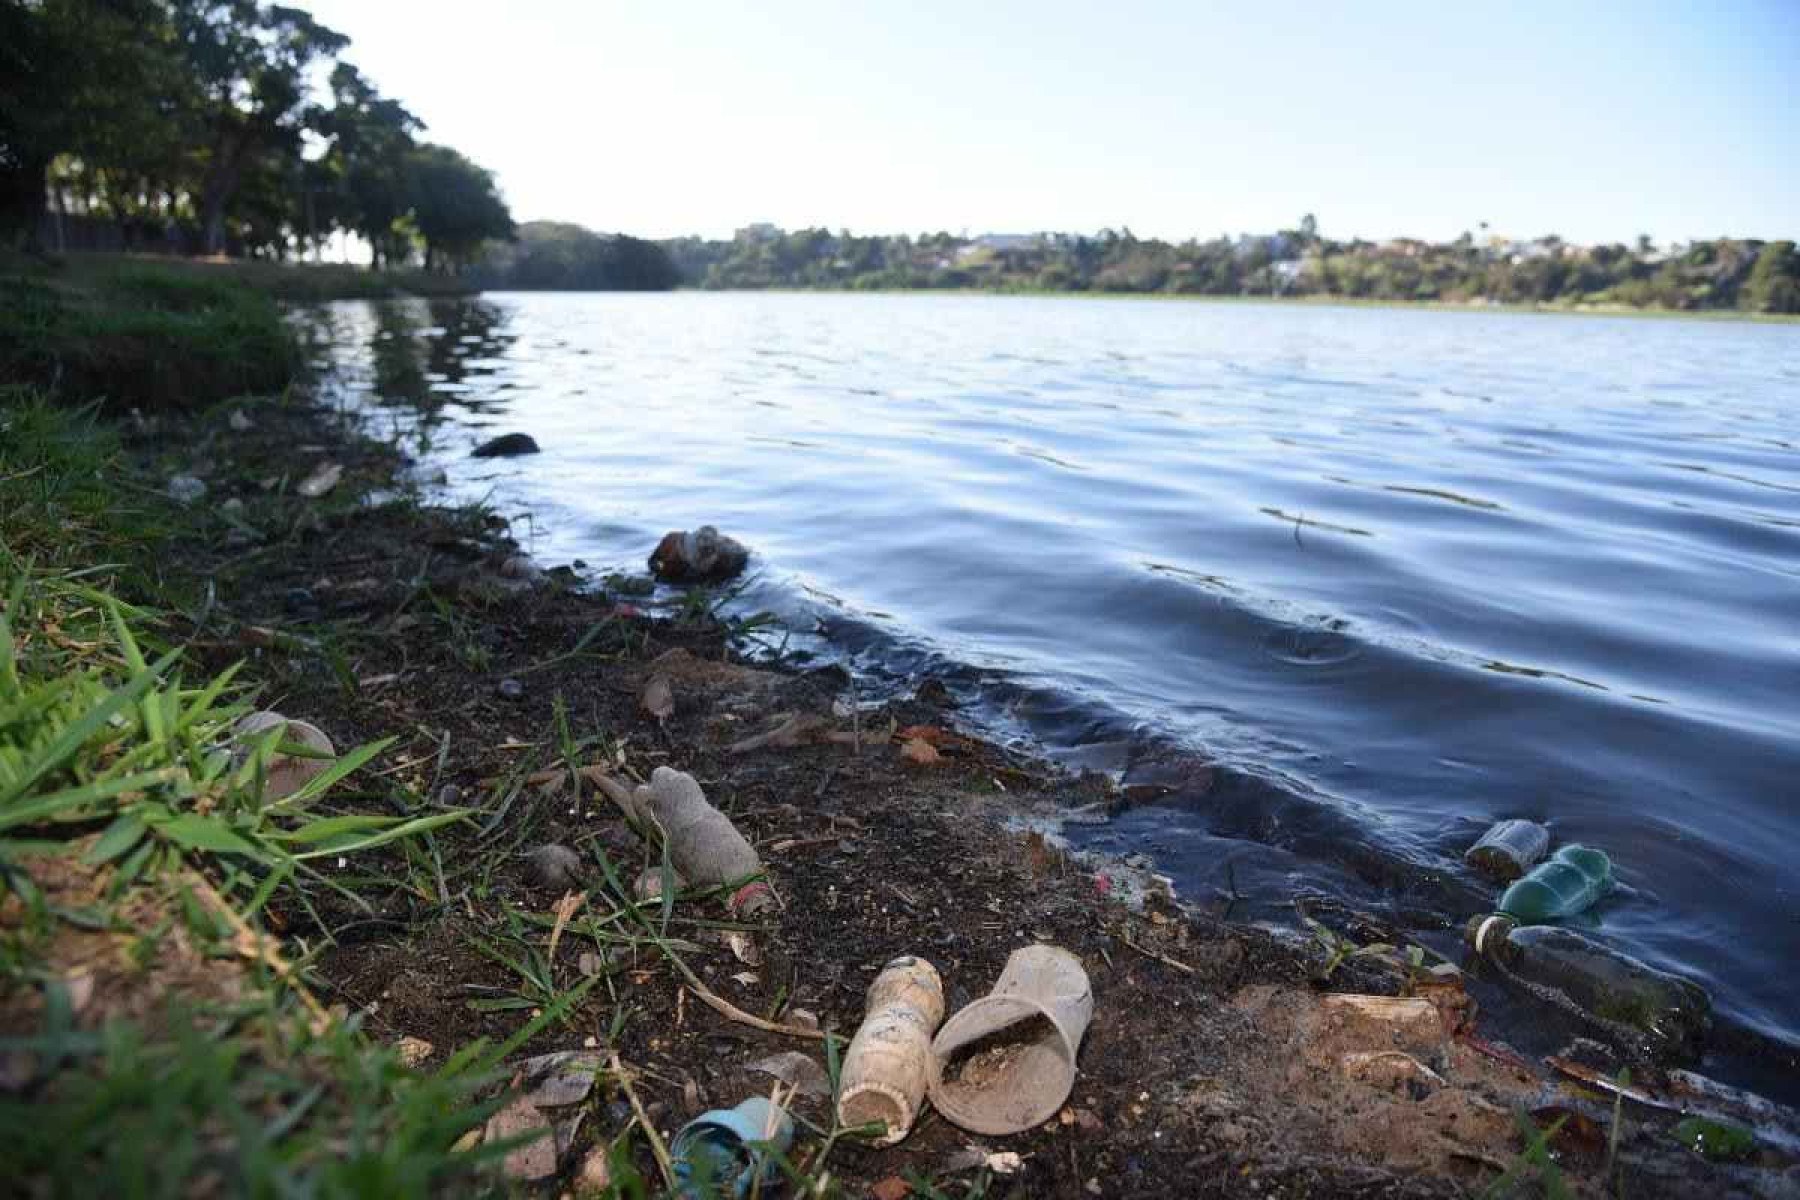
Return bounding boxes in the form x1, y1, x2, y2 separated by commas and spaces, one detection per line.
1743, 240, 1800, 314
170, 0, 348, 254
405, 143, 512, 270
0, 0, 170, 248
320, 63, 420, 267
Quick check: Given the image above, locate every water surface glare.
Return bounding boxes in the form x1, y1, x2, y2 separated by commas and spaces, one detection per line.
317, 292, 1800, 1074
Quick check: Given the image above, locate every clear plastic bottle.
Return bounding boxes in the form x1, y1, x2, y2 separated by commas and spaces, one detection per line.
1465, 819, 1550, 882
1466, 913, 1710, 1051
1499, 844, 1611, 920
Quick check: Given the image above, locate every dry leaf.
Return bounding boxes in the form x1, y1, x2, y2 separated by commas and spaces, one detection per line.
729, 971, 760, 987
725, 930, 761, 966
297, 462, 343, 498
746, 1051, 832, 1100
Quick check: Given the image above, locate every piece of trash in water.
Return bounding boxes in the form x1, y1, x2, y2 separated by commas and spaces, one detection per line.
670, 1095, 792, 1199
230, 711, 335, 800
929, 944, 1093, 1135
1498, 844, 1612, 920
648, 525, 750, 584
1464, 819, 1550, 882
472, 432, 540, 458
631, 767, 771, 915
1466, 913, 1710, 1053
746, 1050, 832, 1100
837, 956, 946, 1145
524, 844, 585, 892
296, 462, 343, 498
228, 409, 254, 432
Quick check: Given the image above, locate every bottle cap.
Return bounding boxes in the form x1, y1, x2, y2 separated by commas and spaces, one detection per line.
1464, 912, 1518, 955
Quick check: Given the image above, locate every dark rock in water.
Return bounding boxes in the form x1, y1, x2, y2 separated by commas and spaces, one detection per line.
525, 844, 585, 891
648, 525, 750, 584
496, 677, 524, 701
472, 432, 541, 458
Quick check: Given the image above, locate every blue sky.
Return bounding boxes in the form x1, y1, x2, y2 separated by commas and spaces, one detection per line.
300, 0, 1798, 245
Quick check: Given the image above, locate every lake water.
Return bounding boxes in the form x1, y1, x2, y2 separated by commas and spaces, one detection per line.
311, 292, 1800, 1091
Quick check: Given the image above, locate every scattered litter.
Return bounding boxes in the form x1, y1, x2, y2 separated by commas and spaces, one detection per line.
724, 930, 760, 966
633, 866, 683, 902
228, 409, 254, 432
578, 951, 607, 978
641, 673, 674, 726
1464, 819, 1550, 882
518, 1050, 604, 1108
930, 944, 1093, 1135
1340, 1050, 1446, 1092
472, 432, 540, 458
167, 474, 207, 504
899, 737, 941, 767
727, 712, 831, 755
631, 768, 771, 915
746, 1051, 832, 1100
395, 1036, 433, 1067
231, 711, 335, 801
485, 1089, 558, 1181
498, 554, 543, 581
577, 1143, 614, 1192
670, 1096, 792, 1198
838, 955, 945, 1145
1466, 914, 1709, 1051
871, 1176, 910, 1200
729, 971, 759, 987
495, 677, 524, 701
649, 524, 750, 583
984, 1151, 1025, 1175
296, 461, 343, 498
1498, 844, 1612, 920
524, 844, 585, 892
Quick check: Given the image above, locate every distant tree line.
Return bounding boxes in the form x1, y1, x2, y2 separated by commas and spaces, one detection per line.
471, 222, 680, 291
2, 0, 513, 268
665, 220, 1800, 314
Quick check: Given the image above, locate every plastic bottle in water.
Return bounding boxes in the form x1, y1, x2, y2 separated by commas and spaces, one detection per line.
1464, 819, 1550, 882
1466, 913, 1710, 1052
1498, 844, 1611, 920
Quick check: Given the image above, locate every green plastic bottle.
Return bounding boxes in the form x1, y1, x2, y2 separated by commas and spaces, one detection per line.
1498, 844, 1612, 920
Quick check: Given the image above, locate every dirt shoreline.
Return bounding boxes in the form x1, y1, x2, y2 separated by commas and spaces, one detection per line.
94, 382, 1783, 1198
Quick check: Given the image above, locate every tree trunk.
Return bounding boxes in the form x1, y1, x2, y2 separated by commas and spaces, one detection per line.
198, 128, 255, 256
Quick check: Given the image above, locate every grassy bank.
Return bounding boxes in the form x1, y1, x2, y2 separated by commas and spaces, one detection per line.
2, 264, 1781, 1199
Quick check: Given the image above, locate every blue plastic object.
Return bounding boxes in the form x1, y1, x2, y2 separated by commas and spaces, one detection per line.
671, 1096, 794, 1198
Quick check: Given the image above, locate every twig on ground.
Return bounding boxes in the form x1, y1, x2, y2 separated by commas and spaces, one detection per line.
611, 1052, 676, 1192
1122, 931, 1196, 975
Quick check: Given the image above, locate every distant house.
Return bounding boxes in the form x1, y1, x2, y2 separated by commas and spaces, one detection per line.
973, 233, 1042, 253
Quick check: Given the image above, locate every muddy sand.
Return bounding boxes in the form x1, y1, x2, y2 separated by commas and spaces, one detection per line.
26, 389, 1794, 1199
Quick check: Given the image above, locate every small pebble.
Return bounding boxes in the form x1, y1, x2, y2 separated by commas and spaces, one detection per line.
524, 844, 585, 891
496, 678, 524, 701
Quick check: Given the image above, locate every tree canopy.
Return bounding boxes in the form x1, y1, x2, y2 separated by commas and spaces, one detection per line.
2, 0, 513, 268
